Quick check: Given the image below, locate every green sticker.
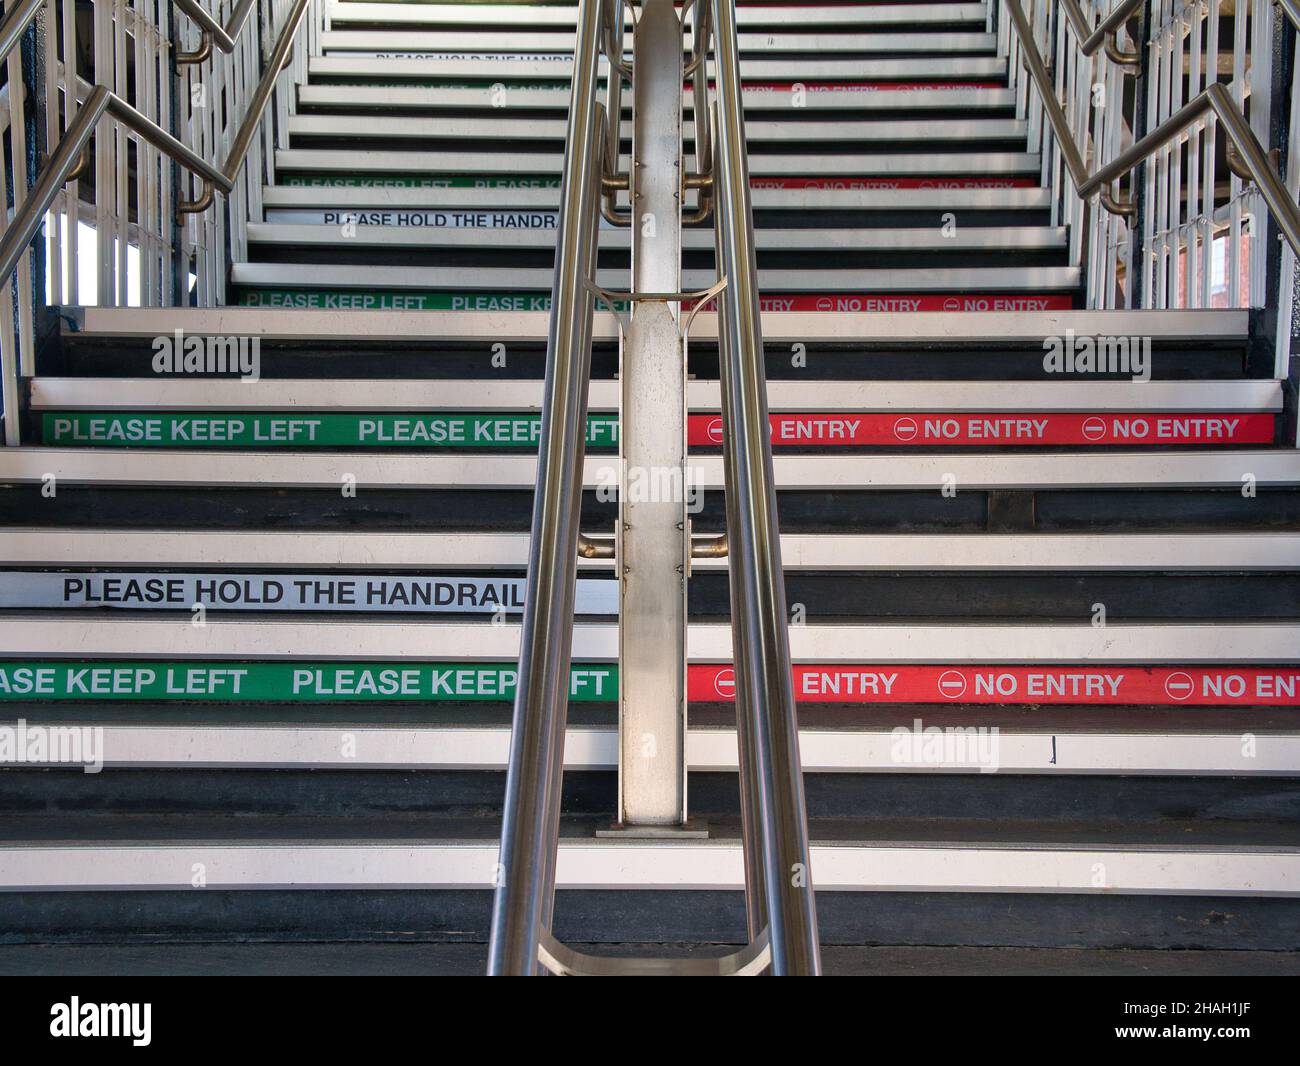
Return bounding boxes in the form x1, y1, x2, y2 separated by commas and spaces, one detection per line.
0, 661, 617, 701
235, 289, 630, 312
281, 174, 561, 188
42, 412, 620, 449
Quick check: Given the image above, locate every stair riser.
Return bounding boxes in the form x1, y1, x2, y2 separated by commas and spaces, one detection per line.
1, 890, 1296, 951
3, 487, 1297, 533
5, 768, 1300, 821
49, 340, 1262, 381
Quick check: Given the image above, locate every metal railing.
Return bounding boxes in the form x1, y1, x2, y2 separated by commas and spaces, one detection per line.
0, 0, 324, 443
1000, 0, 1300, 312
487, 0, 819, 976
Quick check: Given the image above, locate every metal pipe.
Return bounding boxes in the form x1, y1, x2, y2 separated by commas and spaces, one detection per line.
220, 0, 313, 184
685, 4, 715, 225
709, 132, 766, 940
487, 0, 605, 977
691, 532, 728, 558
577, 532, 616, 559
0, 84, 232, 286
173, 0, 259, 55
176, 29, 213, 66
1060, 0, 1143, 57
1005, 0, 1300, 250
0, 0, 45, 69
710, 0, 821, 976
1282, 0, 1300, 33
103, 93, 229, 190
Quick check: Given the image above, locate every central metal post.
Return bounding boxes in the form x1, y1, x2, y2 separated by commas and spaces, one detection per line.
616, 0, 688, 829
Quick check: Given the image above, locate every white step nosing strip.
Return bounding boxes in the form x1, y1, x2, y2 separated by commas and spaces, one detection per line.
61, 307, 1252, 343
5, 723, 1298, 775
326, 3, 993, 29
245, 222, 1067, 252
295, 85, 1018, 110
261, 186, 1050, 211
229, 262, 1081, 291
307, 56, 1008, 79
274, 147, 1040, 176
29, 378, 1282, 413
286, 114, 1027, 141
3, 530, 1298, 571
1, 842, 1295, 894
0, 450, 1293, 490
0, 619, 1297, 662
317, 30, 1001, 54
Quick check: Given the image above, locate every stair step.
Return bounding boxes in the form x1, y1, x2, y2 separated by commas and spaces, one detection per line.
325, 3, 994, 30
285, 113, 1028, 143
2, 942, 1294, 976
0, 616, 1297, 663
31, 378, 1279, 412
1, 820, 1294, 895
295, 84, 1019, 111
53, 305, 1250, 342
245, 222, 1066, 253
274, 146, 1039, 176
307, 54, 1008, 82
4, 718, 1295, 774
317, 29, 1001, 54
3, 448, 1293, 488
231, 262, 1080, 294
4, 527, 1296, 569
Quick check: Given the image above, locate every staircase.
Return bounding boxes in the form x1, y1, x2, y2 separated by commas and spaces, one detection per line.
1, 0, 1298, 974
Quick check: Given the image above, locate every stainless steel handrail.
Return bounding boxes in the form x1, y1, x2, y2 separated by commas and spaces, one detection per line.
0, 85, 225, 286
1005, 0, 1300, 249
1060, 0, 1143, 63
487, 0, 606, 977
488, 0, 819, 976
0, 0, 44, 68
0, 0, 312, 284
174, 0, 260, 54
709, 0, 820, 974
215, 0, 312, 190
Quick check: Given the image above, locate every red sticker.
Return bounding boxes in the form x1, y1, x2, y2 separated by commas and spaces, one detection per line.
687, 413, 1275, 447
687, 665, 1300, 706
748, 177, 1037, 190
684, 294, 1074, 313
741, 81, 1006, 92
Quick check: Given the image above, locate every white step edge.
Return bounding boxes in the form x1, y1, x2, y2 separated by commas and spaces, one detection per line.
295, 84, 1018, 111
245, 222, 1067, 252
58, 306, 1251, 344
274, 147, 1039, 176
0, 618, 1297, 662
286, 114, 1025, 144
317, 29, 1001, 54
289, 112, 1026, 141
307, 55, 1008, 80
5, 722, 1297, 776
230, 262, 1080, 293
1, 840, 1294, 895
326, 2, 994, 29
4, 529, 1295, 572
30, 378, 1280, 414
1, 449, 1294, 490
260, 185, 1053, 212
